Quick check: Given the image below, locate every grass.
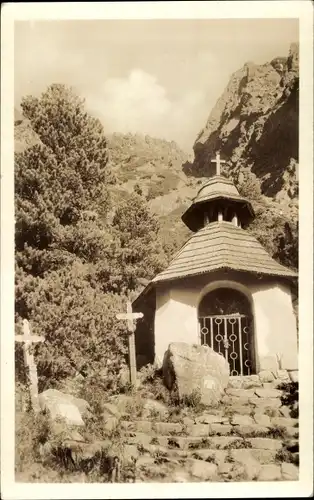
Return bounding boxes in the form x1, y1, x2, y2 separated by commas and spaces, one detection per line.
223, 439, 252, 450
137, 366, 207, 419
264, 407, 278, 418
225, 451, 235, 463
188, 438, 212, 450
275, 449, 299, 466
266, 425, 288, 439
137, 444, 146, 454
167, 407, 182, 419
16, 368, 299, 483
167, 438, 181, 449
278, 381, 299, 418
228, 425, 288, 440
15, 384, 130, 483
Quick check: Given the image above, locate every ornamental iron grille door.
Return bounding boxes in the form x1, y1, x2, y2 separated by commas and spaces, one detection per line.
198, 288, 255, 376
198, 314, 254, 376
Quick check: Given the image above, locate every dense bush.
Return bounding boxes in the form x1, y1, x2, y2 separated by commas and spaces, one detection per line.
15, 84, 167, 391
278, 381, 299, 417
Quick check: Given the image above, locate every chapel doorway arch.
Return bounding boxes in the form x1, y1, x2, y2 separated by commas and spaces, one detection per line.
198, 287, 256, 376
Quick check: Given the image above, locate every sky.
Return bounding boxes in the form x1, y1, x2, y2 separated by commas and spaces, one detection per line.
14, 19, 298, 152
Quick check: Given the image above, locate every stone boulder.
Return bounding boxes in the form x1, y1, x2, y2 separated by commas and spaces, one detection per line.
162, 343, 229, 406
142, 399, 169, 419
38, 389, 91, 426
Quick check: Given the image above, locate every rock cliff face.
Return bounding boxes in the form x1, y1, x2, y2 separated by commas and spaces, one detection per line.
188, 43, 299, 202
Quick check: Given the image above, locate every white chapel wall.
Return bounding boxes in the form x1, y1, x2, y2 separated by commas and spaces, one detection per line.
155, 285, 199, 363
154, 274, 298, 373
251, 282, 298, 371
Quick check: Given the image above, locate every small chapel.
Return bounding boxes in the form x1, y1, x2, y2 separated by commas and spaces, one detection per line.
133, 154, 298, 378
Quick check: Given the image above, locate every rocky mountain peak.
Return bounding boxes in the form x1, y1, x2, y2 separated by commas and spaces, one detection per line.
188, 43, 299, 202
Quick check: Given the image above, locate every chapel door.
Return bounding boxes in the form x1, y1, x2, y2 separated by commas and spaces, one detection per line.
198, 288, 255, 376
198, 314, 254, 376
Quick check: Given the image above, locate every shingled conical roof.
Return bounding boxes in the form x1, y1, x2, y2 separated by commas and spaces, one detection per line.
152, 221, 297, 283
133, 157, 297, 308
182, 175, 254, 232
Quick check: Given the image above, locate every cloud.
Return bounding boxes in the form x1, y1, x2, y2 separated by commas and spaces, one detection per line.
85, 69, 204, 150
15, 20, 298, 151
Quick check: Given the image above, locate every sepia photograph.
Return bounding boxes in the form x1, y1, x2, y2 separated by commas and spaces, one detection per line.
1, 2, 313, 498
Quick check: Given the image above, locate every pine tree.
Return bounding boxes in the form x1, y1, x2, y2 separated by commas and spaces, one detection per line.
235, 168, 298, 271
15, 84, 125, 388
111, 192, 167, 292
16, 84, 113, 277
15, 83, 168, 391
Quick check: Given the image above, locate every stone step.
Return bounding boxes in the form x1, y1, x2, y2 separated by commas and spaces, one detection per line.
225, 387, 283, 398
129, 444, 280, 465
187, 447, 279, 465
122, 441, 298, 483
228, 375, 263, 389
120, 418, 298, 439
132, 452, 298, 483
125, 432, 284, 451
121, 420, 184, 435
227, 371, 292, 390
222, 394, 283, 409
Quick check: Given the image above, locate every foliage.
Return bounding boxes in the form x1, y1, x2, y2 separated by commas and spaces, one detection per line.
15, 84, 167, 393
188, 438, 212, 450
275, 448, 299, 466
278, 381, 299, 417
223, 439, 252, 450
16, 84, 113, 281
137, 367, 205, 413
110, 192, 167, 292
180, 390, 204, 409
266, 425, 288, 439
264, 407, 278, 418
15, 404, 116, 482
139, 363, 160, 383
15, 263, 128, 390
235, 168, 298, 271
139, 374, 172, 406
15, 397, 51, 474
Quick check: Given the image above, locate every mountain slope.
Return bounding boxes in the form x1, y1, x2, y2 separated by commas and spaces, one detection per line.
14, 42, 299, 273
187, 43, 299, 203
106, 132, 198, 251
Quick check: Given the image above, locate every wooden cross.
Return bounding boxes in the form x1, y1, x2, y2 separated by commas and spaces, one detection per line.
211, 151, 226, 176
116, 301, 143, 388
15, 319, 45, 413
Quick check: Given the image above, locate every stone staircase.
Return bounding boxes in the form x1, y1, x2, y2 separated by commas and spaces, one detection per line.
118, 375, 299, 482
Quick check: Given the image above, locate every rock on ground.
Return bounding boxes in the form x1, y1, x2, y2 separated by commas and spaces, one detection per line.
163, 343, 229, 406
188, 458, 218, 480
258, 464, 282, 481
38, 389, 91, 426
281, 462, 299, 480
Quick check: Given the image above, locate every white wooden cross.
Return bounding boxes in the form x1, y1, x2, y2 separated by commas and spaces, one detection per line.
116, 301, 143, 388
15, 319, 45, 413
211, 151, 226, 176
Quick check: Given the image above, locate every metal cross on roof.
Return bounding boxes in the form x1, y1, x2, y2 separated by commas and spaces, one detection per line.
211, 152, 226, 176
